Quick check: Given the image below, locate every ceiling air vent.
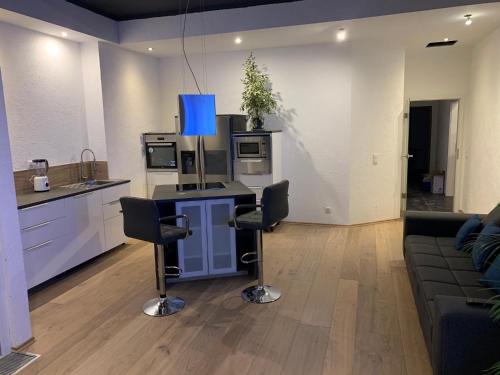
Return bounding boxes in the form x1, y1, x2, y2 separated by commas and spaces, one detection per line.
426, 40, 458, 48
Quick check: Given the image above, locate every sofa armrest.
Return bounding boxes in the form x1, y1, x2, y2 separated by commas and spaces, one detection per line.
432, 295, 500, 375
403, 211, 482, 239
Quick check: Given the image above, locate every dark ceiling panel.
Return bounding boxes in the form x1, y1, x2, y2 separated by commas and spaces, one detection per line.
66, 0, 301, 21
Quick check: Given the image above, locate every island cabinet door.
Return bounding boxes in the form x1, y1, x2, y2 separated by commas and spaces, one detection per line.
176, 201, 209, 277
206, 199, 237, 275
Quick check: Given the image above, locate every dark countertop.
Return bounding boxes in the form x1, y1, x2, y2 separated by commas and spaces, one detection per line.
17, 180, 131, 209
153, 181, 255, 203
232, 130, 282, 135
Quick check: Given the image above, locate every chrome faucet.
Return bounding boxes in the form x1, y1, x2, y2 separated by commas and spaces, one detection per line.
80, 148, 97, 183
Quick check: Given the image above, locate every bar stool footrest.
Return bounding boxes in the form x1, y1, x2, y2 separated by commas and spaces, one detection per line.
241, 285, 281, 304
143, 296, 185, 317
240, 251, 259, 264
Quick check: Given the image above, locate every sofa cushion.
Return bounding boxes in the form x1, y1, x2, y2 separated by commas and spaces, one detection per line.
454, 215, 482, 249
411, 254, 449, 268
482, 203, 500, 226
445, 257, 476, 271
422, 281, 464, 301
451, 270, 484, 287
416, 267, 456, 284
471, 224, 500, 271
462, 286, 496, 300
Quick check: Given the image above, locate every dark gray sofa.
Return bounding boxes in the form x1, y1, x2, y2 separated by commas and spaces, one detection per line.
403, 211, 500, 375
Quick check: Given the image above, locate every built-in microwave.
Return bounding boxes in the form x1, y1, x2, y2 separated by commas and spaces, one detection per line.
144, 133, 177, 170
232, 134, 271, 175
234, 135, 269, 159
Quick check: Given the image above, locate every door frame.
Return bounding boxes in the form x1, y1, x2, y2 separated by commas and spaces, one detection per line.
401, 95, 466, 213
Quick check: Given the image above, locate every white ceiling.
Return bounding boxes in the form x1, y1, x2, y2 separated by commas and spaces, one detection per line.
123, 2, 500, 56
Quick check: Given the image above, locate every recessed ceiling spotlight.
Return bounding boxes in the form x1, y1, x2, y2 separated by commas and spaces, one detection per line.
336, 28, 347, 42
235, 37, 242, 45
444, 37, 449, 42
147, 47, 153, 51
61, 31, 68, 37
464, 14, 472, 26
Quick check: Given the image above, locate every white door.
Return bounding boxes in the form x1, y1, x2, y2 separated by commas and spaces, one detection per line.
176, 201, 208, 277
400, 101, 411, 213
206, 199, 236, 275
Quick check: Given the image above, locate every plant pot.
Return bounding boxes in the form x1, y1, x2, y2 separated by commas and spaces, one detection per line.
251, 117, 264, 131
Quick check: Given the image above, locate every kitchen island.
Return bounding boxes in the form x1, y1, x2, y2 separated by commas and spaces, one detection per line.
152, 181, 258, 281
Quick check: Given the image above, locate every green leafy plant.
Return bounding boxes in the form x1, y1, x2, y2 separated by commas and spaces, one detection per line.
462, 233, 500, 375
240, 53, 278, 130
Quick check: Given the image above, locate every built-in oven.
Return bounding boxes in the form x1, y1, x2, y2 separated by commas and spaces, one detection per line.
144, 133, 177, 170
233, 134, 271, 175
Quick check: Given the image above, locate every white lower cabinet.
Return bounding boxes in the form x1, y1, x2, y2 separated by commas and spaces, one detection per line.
67, 191, 105, 264
176, 199, 236, 278
19, 182, 130, 289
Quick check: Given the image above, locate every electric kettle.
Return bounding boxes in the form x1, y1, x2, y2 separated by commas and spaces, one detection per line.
30, 159, 50, 192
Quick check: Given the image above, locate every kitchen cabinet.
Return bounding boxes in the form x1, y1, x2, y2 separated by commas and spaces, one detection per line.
101, 183, 129, 251
147, 171, 178, 198
19, 182, 130, 289
176, 199, 236, 278
67, 191, 105, 266
206, 199, 237, 275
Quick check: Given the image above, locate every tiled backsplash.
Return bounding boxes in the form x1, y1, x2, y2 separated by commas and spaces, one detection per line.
14, 161, 109, 195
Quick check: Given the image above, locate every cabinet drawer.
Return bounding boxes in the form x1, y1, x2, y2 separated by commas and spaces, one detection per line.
18, 199, 66, 229
101, 183, 130, 205
23, 234, 72, 289
104, 215, 126, 251
21, 216, 71, 250
103, 200, 122, 220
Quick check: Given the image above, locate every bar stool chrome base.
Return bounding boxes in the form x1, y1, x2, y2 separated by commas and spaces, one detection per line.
241, 285, 281, 304
143, 296, 185, 317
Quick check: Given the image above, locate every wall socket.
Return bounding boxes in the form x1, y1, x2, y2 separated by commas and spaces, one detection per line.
324, 206, 332, 214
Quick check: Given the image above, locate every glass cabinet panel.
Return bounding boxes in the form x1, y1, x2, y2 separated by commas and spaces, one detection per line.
176, 201, 208, 277
206, 199, 236, 274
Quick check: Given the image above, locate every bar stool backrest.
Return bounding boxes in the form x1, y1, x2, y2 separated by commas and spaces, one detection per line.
261, 180, 289, 228
120, 197, 162, 244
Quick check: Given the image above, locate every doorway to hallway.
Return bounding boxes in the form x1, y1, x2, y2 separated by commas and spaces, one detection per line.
405, 100, 459, 212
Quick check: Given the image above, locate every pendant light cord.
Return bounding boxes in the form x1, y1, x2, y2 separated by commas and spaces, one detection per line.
182, 0, 202, 94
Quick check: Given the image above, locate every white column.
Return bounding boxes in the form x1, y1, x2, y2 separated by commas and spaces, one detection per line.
0, 69, 32, 350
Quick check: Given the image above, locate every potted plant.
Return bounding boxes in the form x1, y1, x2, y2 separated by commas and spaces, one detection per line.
240, 53, 278, 131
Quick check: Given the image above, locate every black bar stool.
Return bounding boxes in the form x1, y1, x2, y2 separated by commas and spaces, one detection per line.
120, 197, 190, 317
231, 180, 289, 304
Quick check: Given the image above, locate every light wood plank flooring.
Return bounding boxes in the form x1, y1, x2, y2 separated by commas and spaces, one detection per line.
20, 221, 432, 375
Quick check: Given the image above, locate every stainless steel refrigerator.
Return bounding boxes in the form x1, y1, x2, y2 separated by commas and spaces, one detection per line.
176, 115, 246, 184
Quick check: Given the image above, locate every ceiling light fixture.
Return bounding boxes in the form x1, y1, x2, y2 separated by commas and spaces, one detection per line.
235, 37, 242, 45
444, 37, 449, 42
464, 14, 472, 26
61, 31, 68, 37
336, 28, 347, 42
147, 47, 153, 51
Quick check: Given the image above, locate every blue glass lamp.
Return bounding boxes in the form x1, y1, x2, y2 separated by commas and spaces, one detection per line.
178, 94, 216, 136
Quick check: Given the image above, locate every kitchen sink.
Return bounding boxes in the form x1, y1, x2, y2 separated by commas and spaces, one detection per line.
61, 180, 115, 189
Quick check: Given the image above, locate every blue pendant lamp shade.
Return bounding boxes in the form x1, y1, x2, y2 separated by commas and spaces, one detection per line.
178, 94, 216, 136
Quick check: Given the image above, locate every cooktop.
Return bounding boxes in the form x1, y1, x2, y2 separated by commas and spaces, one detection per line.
176, 182, 226, 192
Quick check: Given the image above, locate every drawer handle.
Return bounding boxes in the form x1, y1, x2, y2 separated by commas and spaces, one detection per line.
106, 200, 120, 205
25, 240, 53, 252
73, 192, 93, 199
22, 219, 56, 231
20, 202, 49, 211
247, 186, 263, 189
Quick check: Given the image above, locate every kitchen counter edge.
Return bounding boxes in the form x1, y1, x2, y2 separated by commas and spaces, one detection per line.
17, 180, 131, 210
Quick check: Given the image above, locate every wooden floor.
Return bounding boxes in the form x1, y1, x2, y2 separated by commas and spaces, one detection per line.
21, 221, 432, 375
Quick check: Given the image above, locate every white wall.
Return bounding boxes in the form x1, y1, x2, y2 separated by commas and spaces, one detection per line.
404, 46, 471, 101
0, 69, 32, 350
463, 26, 500, 213
0, 21, 89, 170
160, 41, 405, 225
99, 42, 162, 197
349, 41, 405, 224
80, 41, 107, 161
